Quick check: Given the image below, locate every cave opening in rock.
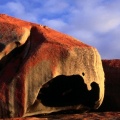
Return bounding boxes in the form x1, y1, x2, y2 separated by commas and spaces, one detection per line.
37, 75, 99, 108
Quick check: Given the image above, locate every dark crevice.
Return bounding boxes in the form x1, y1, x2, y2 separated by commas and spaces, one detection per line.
0, 38, 30, 72
0, 43, 5, 52
37, 75, 99, 108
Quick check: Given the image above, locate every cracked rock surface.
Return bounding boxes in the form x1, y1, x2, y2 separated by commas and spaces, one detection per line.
0, 14, 104, 118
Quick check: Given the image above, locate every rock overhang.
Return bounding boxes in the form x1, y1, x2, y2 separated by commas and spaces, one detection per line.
0, 14, 105, 118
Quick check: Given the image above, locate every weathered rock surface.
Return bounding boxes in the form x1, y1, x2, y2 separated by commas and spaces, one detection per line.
98, 59, 120, 111
2, 112, 120, 120
0, 14, 104, 118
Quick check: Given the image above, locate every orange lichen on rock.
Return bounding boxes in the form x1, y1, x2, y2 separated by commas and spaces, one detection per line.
0, 27, 30, 60
0, 14, 104, 118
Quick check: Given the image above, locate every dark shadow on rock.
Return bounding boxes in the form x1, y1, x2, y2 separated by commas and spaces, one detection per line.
96, 60, 120, 112
0, 43, 5, 52
0, 40, 29, 72
0, 36, 31, 118
37, 75, 99, 108
96, 82, 120, 112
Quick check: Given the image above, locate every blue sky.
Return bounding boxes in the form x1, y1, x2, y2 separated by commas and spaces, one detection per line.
0, 0, 120, 59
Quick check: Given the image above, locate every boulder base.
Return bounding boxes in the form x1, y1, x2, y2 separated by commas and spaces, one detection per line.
0, 14, 104, 118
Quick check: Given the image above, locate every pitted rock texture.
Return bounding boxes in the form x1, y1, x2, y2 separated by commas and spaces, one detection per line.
98, 59, 120, 111
0, 14, 104, 118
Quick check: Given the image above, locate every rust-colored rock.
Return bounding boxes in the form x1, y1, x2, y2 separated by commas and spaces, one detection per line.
98, 59, 120, 111
3, 112, 120, 120
0, 14, 104, 118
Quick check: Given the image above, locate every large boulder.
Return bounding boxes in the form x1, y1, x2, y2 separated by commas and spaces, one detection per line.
0, 14, 104, 118
98, 60, 120, 111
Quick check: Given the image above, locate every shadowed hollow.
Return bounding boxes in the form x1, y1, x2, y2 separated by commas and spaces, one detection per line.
37, 75, 100, 108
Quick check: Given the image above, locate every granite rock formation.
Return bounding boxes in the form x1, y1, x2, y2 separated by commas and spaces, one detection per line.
98, 59, 120, 111
0, 14, 104, 118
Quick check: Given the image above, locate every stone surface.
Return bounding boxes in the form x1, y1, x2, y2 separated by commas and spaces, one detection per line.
98, 59, 120, 112
2, 112, 120, 120
0, 14, 104, 118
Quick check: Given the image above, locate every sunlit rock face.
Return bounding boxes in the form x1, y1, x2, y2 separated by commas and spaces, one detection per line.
0, 14, 104, 118
98, 60, 120, 111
